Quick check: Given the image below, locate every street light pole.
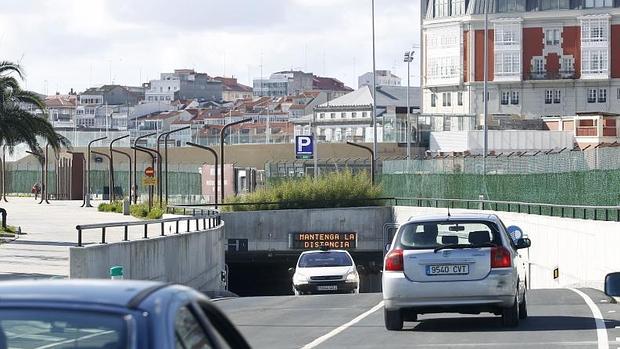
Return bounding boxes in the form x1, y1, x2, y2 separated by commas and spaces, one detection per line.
220, 118, 253, 202
91, 150, 112, 203
404, 50, 415, 160
163, 126, 191, 206
346, 141, 375, 185
186, 142, 218, 208
371, 0, 378, 177
84, 136, 107, 207
483, 7, 489, 174
109, 134, 129, 202
133, 132, 156, 204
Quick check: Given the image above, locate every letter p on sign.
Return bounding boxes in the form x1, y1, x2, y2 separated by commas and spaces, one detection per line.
295, 135, 313, 159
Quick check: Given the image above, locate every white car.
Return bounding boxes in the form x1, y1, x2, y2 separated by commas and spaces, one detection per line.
291, 249, 360, 295
382, 214, 530, 330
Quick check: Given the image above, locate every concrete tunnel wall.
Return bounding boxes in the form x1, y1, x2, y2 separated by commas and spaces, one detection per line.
221, 206, 393, 251
69, 224, 225, 293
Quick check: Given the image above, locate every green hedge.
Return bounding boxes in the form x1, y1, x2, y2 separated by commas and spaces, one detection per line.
225, 171, 383, 211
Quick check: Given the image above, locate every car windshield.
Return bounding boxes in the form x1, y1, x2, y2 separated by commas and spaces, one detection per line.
298, 252, 353, 268
394, 221, 501, 250
0, 309, 129, 349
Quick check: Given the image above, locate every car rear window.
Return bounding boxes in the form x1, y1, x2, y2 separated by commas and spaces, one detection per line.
0, 309, 129, 349
298, 252, 353, 268
394, 221, 501, 250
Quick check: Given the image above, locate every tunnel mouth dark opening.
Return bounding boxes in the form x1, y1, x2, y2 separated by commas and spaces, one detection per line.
225, 251, 384, 297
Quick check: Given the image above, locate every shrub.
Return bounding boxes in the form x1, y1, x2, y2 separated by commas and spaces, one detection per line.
130, 203, 149, 218
98, 201, 123, 213
147, 207, 164, 219
224, 171, 383, 211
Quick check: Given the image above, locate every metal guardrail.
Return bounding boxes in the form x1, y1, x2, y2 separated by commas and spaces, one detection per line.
391, 197, 620, 222
169, 197, 620, 222
75, 210, 221, 247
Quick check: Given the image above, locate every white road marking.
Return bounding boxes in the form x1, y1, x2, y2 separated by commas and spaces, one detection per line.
569, 288, 609, 349
34, 330, 115, 349
609, 310, 617, 313
300, 301, 384, 349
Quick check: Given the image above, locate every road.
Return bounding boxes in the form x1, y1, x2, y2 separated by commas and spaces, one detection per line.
218, 288, 620, 349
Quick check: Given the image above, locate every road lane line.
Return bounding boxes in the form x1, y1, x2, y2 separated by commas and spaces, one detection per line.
300, 301, 384, 349
569, 288, 609, 349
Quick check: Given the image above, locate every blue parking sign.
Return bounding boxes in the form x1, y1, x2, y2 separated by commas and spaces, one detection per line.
295, 135, 314, 159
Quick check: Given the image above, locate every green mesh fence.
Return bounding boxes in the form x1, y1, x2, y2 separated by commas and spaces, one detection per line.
4, 170, 202, 197
381, 170, 620, 206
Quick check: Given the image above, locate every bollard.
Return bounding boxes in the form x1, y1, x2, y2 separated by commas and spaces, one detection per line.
110, 266, 124, 280
478, 194, 485, 210
123, 198, 130, 216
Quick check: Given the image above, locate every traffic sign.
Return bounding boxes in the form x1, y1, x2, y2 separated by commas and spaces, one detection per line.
295, 135, 314, 160
144, 167, 155, 177
142, 177, 157, 186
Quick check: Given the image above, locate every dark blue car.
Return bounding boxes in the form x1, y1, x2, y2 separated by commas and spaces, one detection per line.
0, 280, 250, 349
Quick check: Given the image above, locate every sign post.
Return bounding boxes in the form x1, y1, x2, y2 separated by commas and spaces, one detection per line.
295, 135, 314, 160
143, 166, 157, 187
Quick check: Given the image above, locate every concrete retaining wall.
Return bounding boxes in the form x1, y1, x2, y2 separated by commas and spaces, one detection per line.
394, 206, 620, 290
69, 224, 225, 292
222, 207, 393, 251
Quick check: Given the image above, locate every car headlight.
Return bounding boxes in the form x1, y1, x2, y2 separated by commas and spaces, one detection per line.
346, 272, 359, 283
293, 273, 309, 285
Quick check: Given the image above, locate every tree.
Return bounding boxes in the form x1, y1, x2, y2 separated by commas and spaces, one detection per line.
0, 61, 69, 154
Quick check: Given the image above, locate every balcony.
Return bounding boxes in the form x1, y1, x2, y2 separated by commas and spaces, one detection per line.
528, 70, 576, 80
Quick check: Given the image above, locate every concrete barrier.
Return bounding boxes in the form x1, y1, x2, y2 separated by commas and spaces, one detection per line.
222, 206, 393, 251
69, 224, 225, 292
393, 206, 620, 290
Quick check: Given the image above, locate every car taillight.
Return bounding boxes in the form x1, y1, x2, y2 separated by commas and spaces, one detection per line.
385, 249, 404, 271
491, 246, 512, 268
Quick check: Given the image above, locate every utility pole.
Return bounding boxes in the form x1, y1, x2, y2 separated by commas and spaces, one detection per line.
483, 7, 489, 175
371, 0, 378, 178
404, 50, 415, 160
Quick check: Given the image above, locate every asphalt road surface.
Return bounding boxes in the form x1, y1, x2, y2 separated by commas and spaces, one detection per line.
217, 288, 620, 349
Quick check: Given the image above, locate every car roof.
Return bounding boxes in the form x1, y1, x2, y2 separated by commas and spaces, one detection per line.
0, 279, 168, 308
406, 213, 500, 223
301, 249, 350, 255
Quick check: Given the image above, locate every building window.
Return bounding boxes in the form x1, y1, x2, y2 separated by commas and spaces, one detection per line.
598, 88, 607, 103
450, 0, 465, 15
352, 112, 357, 118
533, 58, 545, 74
495, 52, 521, 76
457, 92, 463, 106
545, 29, 561, 46
362, 111, 368, 118
584, 0, 612, 8
330, 113, 336, 119
582, 18, 608, 42
340, 112, 346, 118
442, 92, 451, 107
582, 49, 608, 75
319, 113, 325, 119
501, 91, 510, 105
553, 90, 561, 104
511, 91, 519, 105
561, 57, 575, 73
435, 0, 449, 17
431, 94, 437, 107
545, 90, 553, 104
587, 89, 597, 103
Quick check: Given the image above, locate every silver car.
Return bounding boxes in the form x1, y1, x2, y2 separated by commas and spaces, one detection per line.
382, 214, 530, 330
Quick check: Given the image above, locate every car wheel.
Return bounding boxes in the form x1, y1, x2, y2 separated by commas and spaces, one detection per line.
384, 308, 403, 331
519, 290, 528, 319
293, 288, 302, 296
502, 295, 520, 327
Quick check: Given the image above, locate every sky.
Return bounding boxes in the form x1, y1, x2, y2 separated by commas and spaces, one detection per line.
0, 0, 421, 95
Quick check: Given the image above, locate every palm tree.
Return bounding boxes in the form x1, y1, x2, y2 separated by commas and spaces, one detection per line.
0, 61, 69, 154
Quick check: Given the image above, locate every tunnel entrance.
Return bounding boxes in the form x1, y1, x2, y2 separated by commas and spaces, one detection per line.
226, 251, 384, 297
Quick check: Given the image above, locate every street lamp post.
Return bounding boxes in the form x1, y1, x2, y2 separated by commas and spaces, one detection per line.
371, 0, 378, 180
483, 7, 489, 174
131, 146, 155, 211
163, 126, 191, 206
84, 136, 107, 207
111, 148, 132, 202
220, 118, 253, 202
91, 150, 112, 203
346, 141, 375, 185
2, 146, 7, 202
404, 50, 415, 160
186, 142, 218, 208
133, 132, 156, 204
109, 134, 129, 202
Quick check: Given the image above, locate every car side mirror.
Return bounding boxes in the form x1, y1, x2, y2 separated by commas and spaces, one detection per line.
604, 272, 620, 297
288, 267, 295, 276
515, 237, 531, 249
385, 243, 391, 252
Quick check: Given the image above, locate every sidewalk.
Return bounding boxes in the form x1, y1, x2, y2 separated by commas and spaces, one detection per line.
0, 197, 145, 280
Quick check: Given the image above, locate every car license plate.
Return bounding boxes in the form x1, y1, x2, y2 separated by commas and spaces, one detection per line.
317, 285, 337, 291
426, 264, 469, 275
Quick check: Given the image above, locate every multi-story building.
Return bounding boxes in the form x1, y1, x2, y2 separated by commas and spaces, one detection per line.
421, 0, 620, 145
45, 94, 77, 129
253, 71, 354, 98
145, 69, 223, 103
215, 76, 253, 101
358, 70, 402, 88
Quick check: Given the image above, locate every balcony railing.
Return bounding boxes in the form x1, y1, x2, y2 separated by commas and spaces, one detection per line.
576, 127, 598, 137
528, 70, 576, 80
